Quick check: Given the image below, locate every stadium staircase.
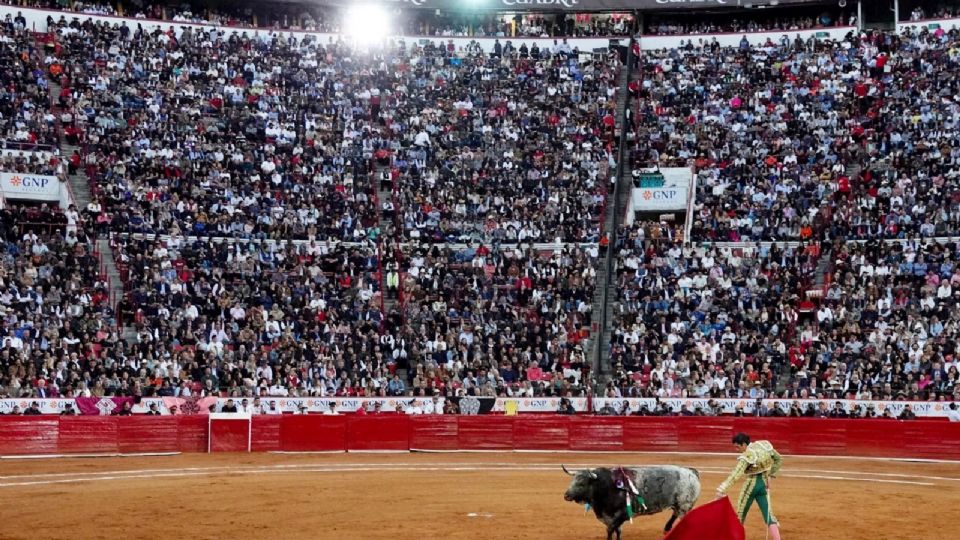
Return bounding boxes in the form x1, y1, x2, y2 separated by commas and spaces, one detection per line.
590, 44, 636, 383
48, 78, 93, 210
47, 76, 128, 338
375, 160, 397, 317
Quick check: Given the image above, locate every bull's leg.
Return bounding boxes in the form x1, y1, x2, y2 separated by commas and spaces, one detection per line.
664, 510, 679, 532
607, 517, 624, 540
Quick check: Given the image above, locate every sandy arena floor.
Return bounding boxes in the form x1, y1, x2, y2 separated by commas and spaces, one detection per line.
0, 452, 956, 540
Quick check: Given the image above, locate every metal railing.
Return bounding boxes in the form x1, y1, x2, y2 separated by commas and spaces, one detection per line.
0, 140, 57, 153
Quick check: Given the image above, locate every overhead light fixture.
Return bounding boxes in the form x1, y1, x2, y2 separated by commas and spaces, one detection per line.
344, 4, 391, 46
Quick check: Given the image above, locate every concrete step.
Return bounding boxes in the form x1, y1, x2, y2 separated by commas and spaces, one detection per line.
97, 238, 127, 342
122, 325, 138, 342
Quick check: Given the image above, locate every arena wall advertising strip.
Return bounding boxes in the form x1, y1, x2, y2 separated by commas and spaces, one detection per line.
0, 397, 589, 416
2, 417, 960, 459
7, 397, 951, 417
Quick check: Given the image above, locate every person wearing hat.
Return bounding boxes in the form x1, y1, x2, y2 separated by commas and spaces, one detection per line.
716, 432, 784, 539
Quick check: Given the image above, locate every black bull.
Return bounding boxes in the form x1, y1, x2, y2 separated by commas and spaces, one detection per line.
562, 465, 701, 540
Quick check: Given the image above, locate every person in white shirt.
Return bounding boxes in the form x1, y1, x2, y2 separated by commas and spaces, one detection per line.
948, 403, 960, 422
268, 382, 288, 396
323, 402, 340, 415
405, 400, 424, 415
263, 401, 282, 415
422, 396, 444, 415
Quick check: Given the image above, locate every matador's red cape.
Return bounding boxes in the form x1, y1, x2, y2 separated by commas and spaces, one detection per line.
663, 496, 745, 540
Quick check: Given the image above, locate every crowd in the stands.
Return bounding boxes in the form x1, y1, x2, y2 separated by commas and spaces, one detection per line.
1, 0, 960, 413
0, 16, 57, 149
636, 27, 960, 243
0, 204, 116, 400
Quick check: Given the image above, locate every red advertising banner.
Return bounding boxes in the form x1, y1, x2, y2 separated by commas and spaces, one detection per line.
2, 417, 959, 460
74, 397, 134, 416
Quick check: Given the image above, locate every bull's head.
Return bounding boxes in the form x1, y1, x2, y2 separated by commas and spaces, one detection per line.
562, 465, 599, 504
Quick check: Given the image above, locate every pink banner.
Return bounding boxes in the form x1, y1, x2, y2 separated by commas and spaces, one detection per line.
162, 396, 219, 415
75, 397, 134, 416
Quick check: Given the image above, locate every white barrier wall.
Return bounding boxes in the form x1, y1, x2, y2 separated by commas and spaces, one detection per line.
640, 25, 856, 50
0, 5, 618, 53
898, 17, 960, 33
4, 5, 959, 55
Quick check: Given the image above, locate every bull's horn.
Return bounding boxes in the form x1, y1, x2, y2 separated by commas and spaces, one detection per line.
588, 470, 599, 480
562, 465, 575, 476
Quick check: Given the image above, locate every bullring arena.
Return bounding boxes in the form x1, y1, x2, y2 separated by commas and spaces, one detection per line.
1, 415, 958, 540
2, 453, 958, 540
4, 1, 960, 539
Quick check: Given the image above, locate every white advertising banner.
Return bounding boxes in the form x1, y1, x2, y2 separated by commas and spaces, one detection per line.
0, 398, 74, 414
591, 398, 956, 418
0, 172, 62, 202
630, 167, 692, 214
492, 397, 588, 413
0, 396, 590, 415
216, 397, 441, 414
212, 397, 589, 414
632, 186, 688, 211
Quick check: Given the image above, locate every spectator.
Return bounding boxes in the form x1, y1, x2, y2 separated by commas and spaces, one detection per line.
221, 399, 239, 413
948, 403, 960, 422
23, 401, 42, 415
898, 404, 917, 420
405, 399, 424, 415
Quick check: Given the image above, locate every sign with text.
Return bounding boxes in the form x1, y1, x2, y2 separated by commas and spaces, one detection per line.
630, 167, 691, 214
0, 396, 589, 415
0, 172, 61, 201
633, 186, 688, 211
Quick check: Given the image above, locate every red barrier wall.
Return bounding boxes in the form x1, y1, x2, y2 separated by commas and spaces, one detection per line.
1, 416, 959, 460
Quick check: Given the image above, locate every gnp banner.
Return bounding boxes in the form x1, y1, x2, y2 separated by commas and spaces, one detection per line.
0, 172, 61, 201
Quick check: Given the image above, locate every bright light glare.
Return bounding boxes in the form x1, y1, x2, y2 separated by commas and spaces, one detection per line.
344, 5, 391, 45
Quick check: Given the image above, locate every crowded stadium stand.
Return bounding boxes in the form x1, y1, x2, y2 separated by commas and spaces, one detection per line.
0, 0, 958, 425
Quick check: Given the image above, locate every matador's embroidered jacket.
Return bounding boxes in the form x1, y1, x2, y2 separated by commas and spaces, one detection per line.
717, 440, 783, 494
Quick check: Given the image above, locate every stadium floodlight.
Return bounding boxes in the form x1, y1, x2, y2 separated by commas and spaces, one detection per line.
344, 4, 391, 45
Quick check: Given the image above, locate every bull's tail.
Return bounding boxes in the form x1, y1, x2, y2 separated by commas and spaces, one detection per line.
687, 467, 700, 478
